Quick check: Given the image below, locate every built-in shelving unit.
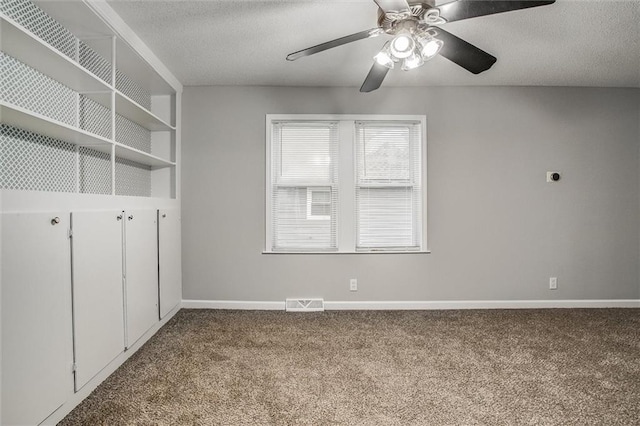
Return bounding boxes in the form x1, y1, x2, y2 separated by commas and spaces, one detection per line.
1, 3, 183, 425
0, 1, 179, 198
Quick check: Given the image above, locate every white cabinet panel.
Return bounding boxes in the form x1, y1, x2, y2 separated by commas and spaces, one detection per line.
124, 209, 159, 348
158, 209, 182, 318
72, 210, 124, 391
1, 212, 73, 426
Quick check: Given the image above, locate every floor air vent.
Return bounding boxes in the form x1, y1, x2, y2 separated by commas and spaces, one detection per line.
285, 298, 324, 312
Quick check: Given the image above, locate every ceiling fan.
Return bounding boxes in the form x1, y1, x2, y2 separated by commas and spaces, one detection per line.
286, 0, 555, 92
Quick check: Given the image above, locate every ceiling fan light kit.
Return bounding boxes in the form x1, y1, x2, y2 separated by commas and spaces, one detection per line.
419, 32, 444, 59
390, 32, 416, 59
286, 0, 556, 92
374, 43, 396, 69
379, 28, 444, 71
401, 52, 424, 71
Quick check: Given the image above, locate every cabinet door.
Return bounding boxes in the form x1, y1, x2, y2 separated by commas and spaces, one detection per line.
1, 212, 74, 426
158, 209, 182, 318
72, 211, 125, 391
124, 209, 159, 348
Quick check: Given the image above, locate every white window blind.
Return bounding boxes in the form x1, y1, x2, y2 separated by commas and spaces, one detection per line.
355, 121, 422, 250
270, 122, 338, 251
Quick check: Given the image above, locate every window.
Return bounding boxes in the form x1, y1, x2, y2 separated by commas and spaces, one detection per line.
307, 188, 332, 221
269, 121, 338, 251
355, 121, 422, 250
266, 115, 426, 253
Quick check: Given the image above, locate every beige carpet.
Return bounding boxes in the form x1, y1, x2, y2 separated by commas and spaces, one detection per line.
59, 308, 640, 425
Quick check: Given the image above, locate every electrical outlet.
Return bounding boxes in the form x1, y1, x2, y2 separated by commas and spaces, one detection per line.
350, 278, 357, 292
549, 277, 558, 290
547, 171, 561, 182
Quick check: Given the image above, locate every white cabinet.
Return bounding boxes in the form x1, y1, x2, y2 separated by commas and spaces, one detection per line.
1, 212, 74, 426
71, 210, 125, 391
158, 209, 182, 318
124, 209, 159, 347
1, 209, 176, 424
71, 209, 161, 390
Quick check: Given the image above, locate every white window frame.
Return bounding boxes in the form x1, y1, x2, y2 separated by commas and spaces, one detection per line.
265, 114, 428, 254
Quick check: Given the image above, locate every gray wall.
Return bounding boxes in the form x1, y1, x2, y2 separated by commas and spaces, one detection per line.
181, 86, 640, 302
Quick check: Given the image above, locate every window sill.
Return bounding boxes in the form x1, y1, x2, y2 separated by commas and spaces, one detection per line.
262, 250, 431, 255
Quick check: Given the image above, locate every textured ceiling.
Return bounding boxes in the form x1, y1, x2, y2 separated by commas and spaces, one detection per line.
106, 0, 640, 88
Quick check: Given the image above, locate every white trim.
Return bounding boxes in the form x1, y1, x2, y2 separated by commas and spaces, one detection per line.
261, 250, 431, 255
421, 117, 428, 251
41, 304, 181, 426
325, 300, 640, 310
337, 120, 355, 251
182, 299, 640, 311
83, 0, 182, 92
182, 300, 286, 310
267, 114, 426, 122
0, 189, 180, 212
264, 116, 272, 252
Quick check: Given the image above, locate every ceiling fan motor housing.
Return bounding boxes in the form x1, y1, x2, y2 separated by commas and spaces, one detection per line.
377, 0, 438, 34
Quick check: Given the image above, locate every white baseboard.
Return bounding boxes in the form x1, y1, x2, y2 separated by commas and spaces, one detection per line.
182, 299, 640, 310
324, 299, 640, 310
182, 300, 286, 310
41, 304, 181, 426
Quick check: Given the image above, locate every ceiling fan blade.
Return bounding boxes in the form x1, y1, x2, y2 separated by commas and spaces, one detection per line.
433, 27, 496, 74
360, 62, 390, 93
437, 0, 555, 23
373, 0, 411, 13
286, 28, 383, 61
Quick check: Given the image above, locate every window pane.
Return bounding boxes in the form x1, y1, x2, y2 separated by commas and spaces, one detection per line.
357, 187, 416, 248
271, 121, 338, 251
278, 124, 334, 182
311, 189, 330, 204
273, 187, 336, 250
308, 188, 331, 220
311, 203, 330, 217
357, 124, 412, 182
355, 121, 422, 250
